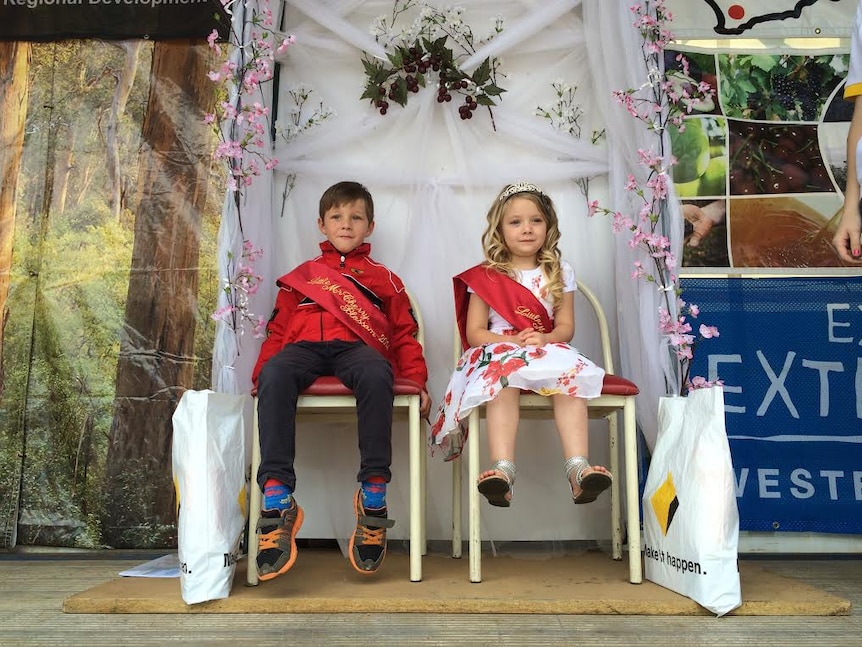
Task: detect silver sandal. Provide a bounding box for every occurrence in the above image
[477,459,517,508]
[565,456,612,505]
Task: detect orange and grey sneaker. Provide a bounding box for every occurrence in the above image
[256,499,304,581]
[348,489,395,575]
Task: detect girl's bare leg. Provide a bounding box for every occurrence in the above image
[478,387,520,500]
[552,394,611,499]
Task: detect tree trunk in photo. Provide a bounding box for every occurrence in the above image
[51,123,74,217]
[103,40,215,548]
[106,41,143,222]
[72,162,95,212]
[0,41,31,396]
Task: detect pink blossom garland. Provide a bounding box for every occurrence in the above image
[589,0,721,394]
[206,0,295,338]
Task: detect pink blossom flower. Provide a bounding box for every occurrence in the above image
[699,324,719,339]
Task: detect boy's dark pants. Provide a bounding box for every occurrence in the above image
[256,340,394,491]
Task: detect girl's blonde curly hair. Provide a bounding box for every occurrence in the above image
[481,183,565,310]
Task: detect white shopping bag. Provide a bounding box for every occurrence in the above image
[642,386,742,616]
[172,389,252,605]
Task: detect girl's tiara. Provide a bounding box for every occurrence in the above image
[499,181,545,201]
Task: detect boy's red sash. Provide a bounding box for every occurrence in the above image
[281,261,391,355]
[453,264,553,351]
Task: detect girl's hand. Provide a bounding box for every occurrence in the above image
[519,328,547,347]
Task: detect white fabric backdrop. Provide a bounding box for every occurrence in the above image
[212,0,673,549]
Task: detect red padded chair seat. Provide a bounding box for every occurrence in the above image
[300,375,424,396]
[600,374,640,396]
[516,374,639,398]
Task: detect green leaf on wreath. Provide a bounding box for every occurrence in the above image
[397,45,412,63]
[483,84,505,96]
[361,58,379,76]
[476,94,496,107]
[393,77,409,106]
[362,59,392,85]
[360,84,378,101]
[473,58,491,85]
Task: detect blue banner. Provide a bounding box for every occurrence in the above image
[681,275,862,534]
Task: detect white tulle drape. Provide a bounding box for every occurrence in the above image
[212,0,674,549]
[212,0,277,395]
[583,1,684,452]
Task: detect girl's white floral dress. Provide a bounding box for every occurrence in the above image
[430,261,606,459]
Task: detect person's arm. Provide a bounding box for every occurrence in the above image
[465,292,515,346]
[519,291,575,346]
[251,287,295,389]
[834,97,862,262]
[387,287,431,417]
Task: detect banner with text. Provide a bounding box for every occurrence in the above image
[0,0,230,41]
[682,275,862,534]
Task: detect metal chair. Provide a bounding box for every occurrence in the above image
[449,280,642,584]
[247,291,427,584]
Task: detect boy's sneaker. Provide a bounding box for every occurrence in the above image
[256,499,304,581]
[348,489,395,575]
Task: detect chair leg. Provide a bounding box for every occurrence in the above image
[608,414,622,561]
[420,417,427,557]
[467,409,482,583]
[451,454,462,559]
[408,397,422,582]
[246,403,262,586]
[623,397,643,584]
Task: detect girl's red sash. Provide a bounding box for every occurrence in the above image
[453,264,553,351]
[281,261,391,356]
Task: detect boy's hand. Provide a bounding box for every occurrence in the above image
[419,390,432,419]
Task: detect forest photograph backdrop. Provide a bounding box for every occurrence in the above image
[0,39,222,548]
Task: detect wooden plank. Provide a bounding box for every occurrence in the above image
[0,554,859,645]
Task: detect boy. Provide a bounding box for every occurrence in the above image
[251,181,431,581]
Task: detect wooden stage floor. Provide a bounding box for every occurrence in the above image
[1,548,861,646]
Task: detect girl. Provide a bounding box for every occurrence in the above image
[430,182,612,507]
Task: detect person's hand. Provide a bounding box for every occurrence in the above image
[419,390,432,419]
[832,207,862,262]
[682,200,726,247]
[518,328,548,347]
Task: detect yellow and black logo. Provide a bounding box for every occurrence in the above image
[650,472,680,536]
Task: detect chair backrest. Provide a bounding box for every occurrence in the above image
[451,279,615,374]
[406,288,425,351]
[574,279,615,374]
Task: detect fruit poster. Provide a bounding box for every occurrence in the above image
[668,49,855,268]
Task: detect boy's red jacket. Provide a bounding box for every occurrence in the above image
[251,241,428,389]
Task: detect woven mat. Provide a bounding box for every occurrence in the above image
[63,550,851,616]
